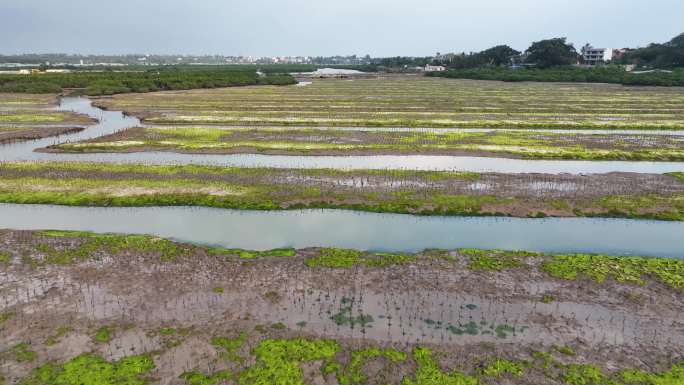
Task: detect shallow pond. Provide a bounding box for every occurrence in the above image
[1,97,683,174]
[0,204,682,257]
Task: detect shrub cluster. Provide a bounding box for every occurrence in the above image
[429,67,684,86]
[0,68,296,95]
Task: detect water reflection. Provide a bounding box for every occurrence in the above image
[0,204,681,257]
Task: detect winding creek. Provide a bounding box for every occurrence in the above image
[0,97,682,256]
[1,97,684,174]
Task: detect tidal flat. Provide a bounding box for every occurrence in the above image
[0,230,682,384]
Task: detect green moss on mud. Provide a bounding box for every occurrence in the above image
[20,353,154,385]
[212,332,248,362]
[305,248,417,269]
[37,230,183,263]
[541,253,684,290]
[11,342,36,362]
[238,338,340,385]
[337,348,407,385]
[460,248,538,271]
[402,347,478,385]
[0,250,10,264]
[180,370,232,385]
[208,247,296,259]
[93,327,113,344]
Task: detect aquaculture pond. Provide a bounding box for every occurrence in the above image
[0,204,682,258]
[2,97,684,173]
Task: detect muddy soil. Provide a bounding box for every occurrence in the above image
[1,164,682,200]
[0,230,682,384]
[0,127,85,144]
[43,126,684,159]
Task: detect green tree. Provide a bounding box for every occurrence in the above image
[479,45,521,66]
[525,38,578,68]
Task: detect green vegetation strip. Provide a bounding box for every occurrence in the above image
[0,69,295,95]
[1,162,683,221]
[55,126,684,161]
[6,231,684,291]
[429,67,684,87]
[19,354,154,385]
[96,76,684,130]
[15,338,683,385]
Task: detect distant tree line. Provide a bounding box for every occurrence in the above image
[428,33,684,86]
[616,33,684,68]
[0,68,296,95]
[428,66,684,86]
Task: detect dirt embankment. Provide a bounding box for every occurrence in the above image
[0,230,682,384]
[0,126,85,144]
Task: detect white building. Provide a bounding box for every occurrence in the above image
[424,64,446,72]
[581,44,613,65]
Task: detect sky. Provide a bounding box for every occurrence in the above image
[1,0,682,57]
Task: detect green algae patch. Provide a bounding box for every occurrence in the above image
[0,250,10,264]
[305,248,417,269]
[337,348,407,385]
[11,342,37,363]
[180,370,232,385]
[618,363,684,385]
[212,332,248,362]
[238,338,340,385]
[305,248,363,268]
[667,172,684,183]
[208,247,296,259]
[0,311,14,325]
[541,253,684,290]
[37,230,184,263]
[20,353,154,385]
[45,326,73,346]
[402,347,478,385]
[93,327,113,344]
[479,358,526,378]
[364,252,417,267]
[460,248,537,271]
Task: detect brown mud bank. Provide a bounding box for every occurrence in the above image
[0,126,85,144]
[1,162,683,220]
[40,125,684,161]
[0,230,682,384]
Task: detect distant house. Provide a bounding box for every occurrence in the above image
[581,44,613,65]
[424,64,446,72]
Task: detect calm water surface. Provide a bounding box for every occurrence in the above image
[0,204,681,258]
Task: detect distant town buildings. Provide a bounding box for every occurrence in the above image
[424,64,446,72]
[581,44,613,65]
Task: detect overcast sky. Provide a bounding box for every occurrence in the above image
[1,0,681,57]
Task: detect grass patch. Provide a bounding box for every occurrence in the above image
[0,311,14,325]
[541,253,684,290]
[305,248,417,269]
[19,353,154,385]
[93,326,113,344]
[37,230,184,263]
[179,370,232,385]
[305,248,363,268]
[208,247,296,259]
[337,348,407,385]
[402,347,478,385]
[479,358,525,377]
[212,332,248,362]
[45,326,72,346]
[461,248,537,271]
[11,342,36,362]
[238,338,340,385]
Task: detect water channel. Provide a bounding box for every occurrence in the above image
[0,97,682,257]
